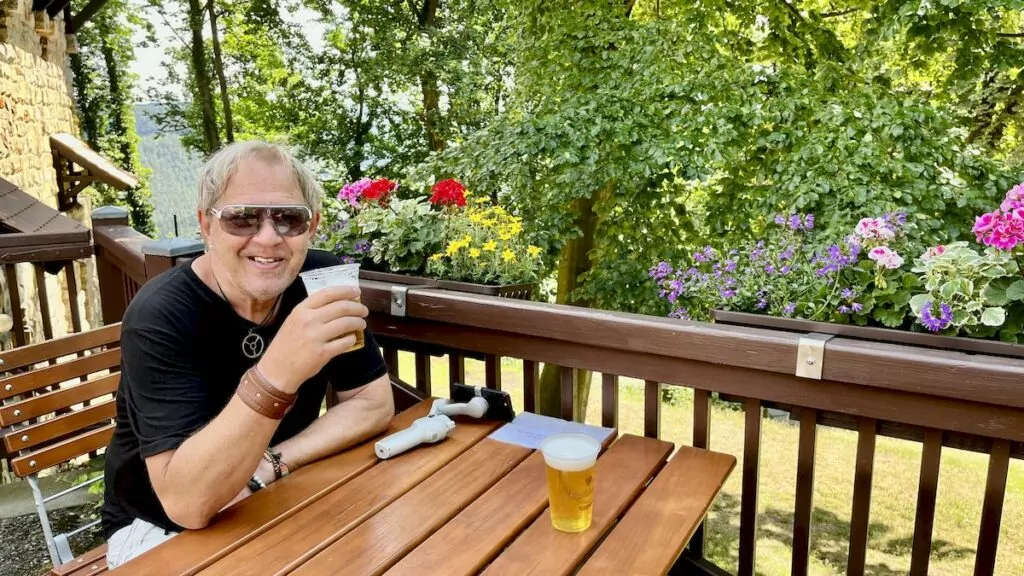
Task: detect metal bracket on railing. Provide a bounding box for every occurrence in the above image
[391,286,409,317]
[795,333,834,380]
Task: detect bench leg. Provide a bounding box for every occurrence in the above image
[27,474,62,567]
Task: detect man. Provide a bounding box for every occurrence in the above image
[101,140,394,568]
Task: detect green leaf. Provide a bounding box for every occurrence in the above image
[909,293,931,314]
[980,307,1007,327]
[938,281,957,301]
[983,278,1014,306]
[1007,280,1024,302]
[873,307,905,328]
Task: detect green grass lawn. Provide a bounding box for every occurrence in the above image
[397,352,1024,576]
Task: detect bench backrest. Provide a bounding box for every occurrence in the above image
[0,323,121,478]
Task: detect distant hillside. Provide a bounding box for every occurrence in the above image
[135,104,202,239]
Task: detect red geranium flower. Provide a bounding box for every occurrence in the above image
[429,179,467,207]
[363,178,396,205]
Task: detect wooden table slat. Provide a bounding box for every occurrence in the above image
[292,439,531,575]
[386,431,620,576]
[577,447,736,576]
[197,416,502,576]
[481,434,673,576]
[384,452,549,576]
[110,402,436,576]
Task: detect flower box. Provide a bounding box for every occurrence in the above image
[712,309,1024,360]
[359,269,534,300]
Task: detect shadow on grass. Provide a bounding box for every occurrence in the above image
[695,491,974,575]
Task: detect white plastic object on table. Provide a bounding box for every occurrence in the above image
[375,414,456,460]
[429,397,489,419]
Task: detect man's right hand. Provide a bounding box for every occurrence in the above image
[258,285,368,394]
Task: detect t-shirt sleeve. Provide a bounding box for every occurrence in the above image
[324,328,389,393]
[121,322,214,459]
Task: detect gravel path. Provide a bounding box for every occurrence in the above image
[0,504,105,576]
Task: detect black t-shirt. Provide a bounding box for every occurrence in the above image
[101,250,388,539]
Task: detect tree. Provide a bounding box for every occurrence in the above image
[70,0,156,236]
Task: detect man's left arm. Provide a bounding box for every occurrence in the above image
[261,373,394,477]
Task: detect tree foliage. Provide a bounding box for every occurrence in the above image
[70,0,156,235]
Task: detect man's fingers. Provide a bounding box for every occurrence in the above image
[323,334,359,358]
[303,285,361,308]
[320,317,367,342]
[310,299,368,323]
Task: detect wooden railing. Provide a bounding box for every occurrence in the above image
[92,213,1024,576]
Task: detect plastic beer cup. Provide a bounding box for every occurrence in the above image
[299,263,365,352]
[540,433,600,533]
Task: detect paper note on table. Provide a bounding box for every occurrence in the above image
[489,411,615,450]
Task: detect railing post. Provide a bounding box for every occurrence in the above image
[91,206,130,325]
[142,238,206,280]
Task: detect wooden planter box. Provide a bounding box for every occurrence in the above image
[359,269,534,300]
[712,309,1024,360]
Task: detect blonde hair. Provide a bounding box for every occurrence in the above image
[196,140,323,213]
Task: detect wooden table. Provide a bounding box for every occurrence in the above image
[111,401,735,576]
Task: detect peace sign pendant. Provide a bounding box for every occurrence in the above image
[242,331,265,359]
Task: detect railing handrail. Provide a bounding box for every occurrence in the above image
[92,222,148,285]
[359,282,1024,410]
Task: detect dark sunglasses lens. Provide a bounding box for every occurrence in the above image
[218,207,261,236]
[269,207,311,237]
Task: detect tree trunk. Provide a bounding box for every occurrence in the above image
[416,0,445,152]
[207,0,235,143]
[537,190,605,420]
[187,0,221,153]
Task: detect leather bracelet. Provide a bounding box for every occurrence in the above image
[236,367,296,420]
[247,475,266,493]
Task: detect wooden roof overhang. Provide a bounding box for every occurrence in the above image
[50,133,138,212]
[0,177,92,265]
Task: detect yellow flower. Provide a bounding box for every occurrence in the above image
[446,242,463,256]
[483,240,497,252]
[502,249,516,262]
[527,245,542,257]
[469,248,481,258]
[429,253,443,262]
[498,227,513,241]
[460,234,472,244]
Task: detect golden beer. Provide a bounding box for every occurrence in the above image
[541,434,600,533]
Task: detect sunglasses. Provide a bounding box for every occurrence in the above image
[208,204,313,237]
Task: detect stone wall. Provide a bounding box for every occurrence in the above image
[0,0,101,348]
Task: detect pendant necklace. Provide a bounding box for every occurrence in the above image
[213,274,282,360]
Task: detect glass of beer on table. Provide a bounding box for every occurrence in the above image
[540,433,600,533]
[299,263,365,352]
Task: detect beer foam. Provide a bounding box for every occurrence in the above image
[540,434,600,471]
[300,263,360,295]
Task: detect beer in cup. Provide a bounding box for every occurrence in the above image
[299,263,365,352]
[540,433,600,533]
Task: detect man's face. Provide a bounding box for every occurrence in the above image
[199,156,320,303]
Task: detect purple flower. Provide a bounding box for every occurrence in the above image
[775,215,786,226]
[765,264,776,274]
[804,214,815,229]
[723,259,737,272]
[841,288,855,300]
[341,255,357,264]
[783,303,796,316]
[919,301,953,332]
[719,288,737,299]
[649,261,674,280]
[838,305,851,314]
[779,246,795,261]
[669,307,690,320]
[780,265,792,275]
[354,239,372,254]
[789,214,802,230]
[756,298,768,309]
[852,302,863,312]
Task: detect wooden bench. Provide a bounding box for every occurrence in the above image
[0,323,122,575]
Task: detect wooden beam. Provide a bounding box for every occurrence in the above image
[71,0,111,33]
